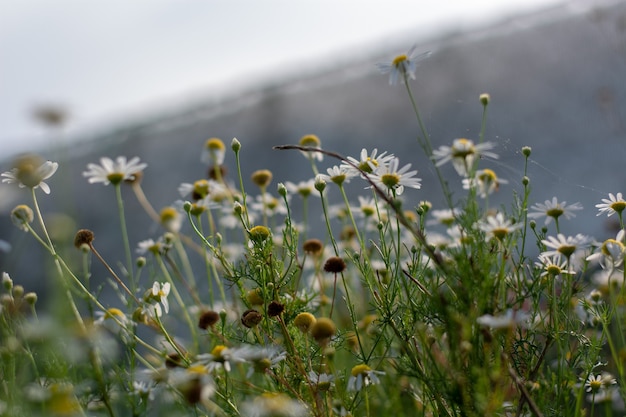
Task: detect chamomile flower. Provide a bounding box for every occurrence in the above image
[239,345,287,377]
[240,393,307,417]
[462,168,507,198]
[178,179,224,201]
[201,138,226,166]
[1,154,58,194]
[586,230,626,269]
[528,197,583,225]
[377,46,430,85]
[83,156,147,186]
[196,345,247,373]
[341,148,395,176]
[308,371,334,391]
[541,233,591,260]
[299,134,323,162]
[427,208,461,227]
[584,373,616,394]
[284,179,318,199]
[476,309,529,330]
[432,138,498,177]
[370,157,421,195]
[136,239,165,256]
[535,254,577,278]
[347,364,385,391]
[596,192,626,218]
[353,195,380,218]
[319,165,357,186]
[477,212,521,242]
[250,192,288,217]
[94,307,129,327]
[148,282,171,317]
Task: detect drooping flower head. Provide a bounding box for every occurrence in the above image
[1,154,58,194]
[83,156,147,186]
[377,46,430,85]
[462,168,507,198]
[433,138,498,177]
[299,134,323,162]
[347,364,385,391]
[586,229,626,269]
[201,137,226,166]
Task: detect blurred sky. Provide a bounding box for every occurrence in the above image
[0,0,568,158]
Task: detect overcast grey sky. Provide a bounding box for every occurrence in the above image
[1,0,569,158]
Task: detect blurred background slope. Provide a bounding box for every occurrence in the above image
[1,0,625,298]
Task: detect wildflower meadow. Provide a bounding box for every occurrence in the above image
[2,47,626,417]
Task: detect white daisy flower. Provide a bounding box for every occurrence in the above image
[149,282,171,317]
[240,393,307,417]
[586,230,626,269]
[535,254,577,278]
[284,179,318,199]
[370,157,421,195]
[477,212,521,241]
[299,134,323,162]
[541,233,591,260]
[1,155,58,194]
[377,46,430,85]
[201,138,226,166]
[427,208,461,227]
[347,364,385,391]
[596,192,626,218]
[319,165,357,186]
[341,148,395,177]
[83,156,147,186]
[308,371,334,391]
[432,138,498,177]
[462,168,507,198]
[195,345,247,373]
[528,197,583,225]
[476,309,529,330]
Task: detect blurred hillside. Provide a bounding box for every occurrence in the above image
[1,1,626,297]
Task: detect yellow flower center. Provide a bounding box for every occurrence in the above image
[611,201,626,213]
[193,180,210,199]
[546,207,564,218]
[351,364,372,376]
[557,245,577,258]
[451,138,475,158]
[105,308,125,319]
[187,364,208,374]
[381,173,400,188]
[298,187,312,198]
[299,134,321,147]
[392,54,408,67]
[546,264,562,275]
[205,138,225,151]
[601,239,624,256]
[331,174,346,185]
[160,207,178,223]
[588,378,602,392]
[478,169,497,183]
[362,206,375,217]
[491,228,508,240]
[107,172,125,185]
[211,345,228,360]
